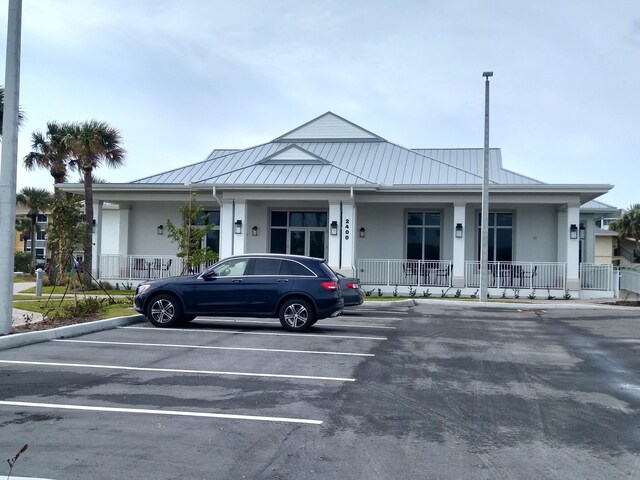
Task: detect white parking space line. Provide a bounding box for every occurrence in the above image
[121,326,387,341]
[52,339,375,357]
[194,318,396,330]
[0,401,322,425]
[0,360,355,382]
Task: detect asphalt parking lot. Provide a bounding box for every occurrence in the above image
[1,302,640,479]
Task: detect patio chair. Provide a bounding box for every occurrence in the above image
[403,261,420,281]
[161,259,172,277]
[433,264,451,286]
[520,265,537,288]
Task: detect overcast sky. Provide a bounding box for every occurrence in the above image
[1,0,638,208]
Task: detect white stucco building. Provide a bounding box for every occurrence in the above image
[59,112,619,297]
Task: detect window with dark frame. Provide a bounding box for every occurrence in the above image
[477,212,513,261]
[406,212,441,260]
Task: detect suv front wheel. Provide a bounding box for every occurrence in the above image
[147,294,183,328]
[279,298,315,332]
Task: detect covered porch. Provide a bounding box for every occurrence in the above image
[356,259,615,297]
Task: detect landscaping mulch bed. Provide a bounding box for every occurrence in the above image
[604,300,640,307]
[12,316,99,333]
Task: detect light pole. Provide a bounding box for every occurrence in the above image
[479,71,493,302]
[0,0,23,335]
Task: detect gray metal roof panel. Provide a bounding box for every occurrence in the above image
[134,142,511,188]
[413,148,543,185]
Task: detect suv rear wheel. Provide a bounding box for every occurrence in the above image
[279,298,315,332]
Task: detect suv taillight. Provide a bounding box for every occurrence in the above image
[346,282,358,289]
[320,281,338,290]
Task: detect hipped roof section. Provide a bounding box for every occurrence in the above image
[129,111,612,205]
[133,112,486,187]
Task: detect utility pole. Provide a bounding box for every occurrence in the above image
[0,0,23,335]
[479,71,493,302]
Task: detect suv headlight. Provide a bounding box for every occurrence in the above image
[137,284,151,295]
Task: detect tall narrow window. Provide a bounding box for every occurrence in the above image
[196,210,220,255]
[477,212,513,261]
[406,212,441,260]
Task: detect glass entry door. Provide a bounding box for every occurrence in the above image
[289,229,326,258]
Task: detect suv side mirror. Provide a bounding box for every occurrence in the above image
[202,270,217,280]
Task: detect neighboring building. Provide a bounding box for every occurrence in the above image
[593,210,640,267]
[14,206,50,265]
[59,112,618,297]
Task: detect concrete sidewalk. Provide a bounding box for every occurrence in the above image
[12,281,44,327]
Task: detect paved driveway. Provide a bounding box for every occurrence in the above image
[1,303,639,479]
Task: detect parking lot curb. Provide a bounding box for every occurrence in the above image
[363,298,630,310]
[363,299,416,308]
[0,314,145,351]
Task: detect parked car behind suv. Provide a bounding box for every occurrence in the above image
[134,254,344,332]
[335,272,364,307]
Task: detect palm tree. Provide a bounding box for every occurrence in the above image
[23,121,75,184]
[65,120,125,285]
[16,187,53,271]
[0,85,25,135]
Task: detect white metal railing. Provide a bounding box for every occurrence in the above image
[356,259,452,287]
[579,263,613,291]
[98,255,217,281]
[620,268,640,294]
[464,261,567,290]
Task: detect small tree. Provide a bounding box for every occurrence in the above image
[46,191,85,285]
[166,193,217,273]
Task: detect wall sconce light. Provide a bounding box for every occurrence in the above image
[252,225,258,236]
[579,223,586,240]
[455,223,463,238]
[569,224,578,239]
[330,221,338,236]
[235,220,243,234]
[359,227,366,238]
[157,225,164,236]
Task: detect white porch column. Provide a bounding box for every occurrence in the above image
[92,201,103,277]
[452,202,466,287]
[566,204,580,290]
[219,200,234,259]
[233,201,247,255]
[341,202,356,273]
[328,202,341,269]
[117,207,130,256]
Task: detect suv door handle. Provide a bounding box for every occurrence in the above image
[232,279,243,283]
[277,279,289,283]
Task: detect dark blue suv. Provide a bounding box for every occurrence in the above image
[134,254,344,331]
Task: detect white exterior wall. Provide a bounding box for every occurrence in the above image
[356,204,406,260]
[101,208,121,255]
[128,202,184,255]
[245,202,268,253]
[515,205,557,261]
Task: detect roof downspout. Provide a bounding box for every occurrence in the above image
[212,186,222,206]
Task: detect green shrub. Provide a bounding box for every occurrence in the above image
[14,251,31,273]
